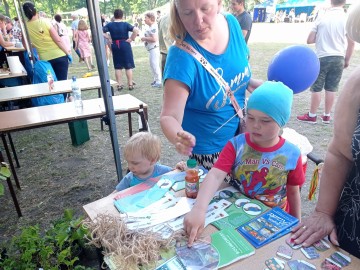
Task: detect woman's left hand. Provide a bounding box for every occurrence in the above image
[291,210,338,247]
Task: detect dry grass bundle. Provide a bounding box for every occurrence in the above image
[83,214,183,269]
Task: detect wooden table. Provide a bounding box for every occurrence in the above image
[1,94,148,217]
[83,184,360,270]
[4,46,26,53]
[0,71,27,81]
[0,76,117,102]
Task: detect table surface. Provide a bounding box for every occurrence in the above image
[0,94,147,133]
[83,182,360,270]
[0,71,27,80]
[4,46,26,52]
[0,76,117,102]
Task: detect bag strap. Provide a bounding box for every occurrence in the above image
[175,40,243,119]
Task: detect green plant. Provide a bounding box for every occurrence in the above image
[0,162,11,196]
[0,209,93,270]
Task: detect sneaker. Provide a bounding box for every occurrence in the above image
[320,115,331,124]
[297,113,317,124]
[91,64,95,69]
[152,82,162,88]
[150,81,156,86]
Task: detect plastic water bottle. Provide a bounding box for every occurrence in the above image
[185,159,200,199]
[47,70,55,91]
[71,76,83,113]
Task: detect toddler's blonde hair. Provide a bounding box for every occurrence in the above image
[123,132,161,162]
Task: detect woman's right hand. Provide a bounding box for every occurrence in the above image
[184,207,206,246]
[175,130,196,156]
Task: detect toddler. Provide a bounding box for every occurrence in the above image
[184,81,305,245]
[115,132,184,191]
[75,19,95,71]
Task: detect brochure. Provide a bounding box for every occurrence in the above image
[176,228,255,269]
[237,206,299,249]
[114,175,176,213]
[211,187,269,230]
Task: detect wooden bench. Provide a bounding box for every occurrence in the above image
[0,94,148,217]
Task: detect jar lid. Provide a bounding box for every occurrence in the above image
[187,159,197,168]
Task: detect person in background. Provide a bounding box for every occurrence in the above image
[141,12,162,88]
[101,14,111,67]
[0,14,17,68]
[291,2,360,259]
[114,132,185,191]
[103,8,138,91]
[22,2,71,81]
[289,8,295,23]
[71,13,82,62]
[158,13,173,75]
[74,19,94,71]
[297,0,355,124]
[230,0,252,43]
[156,10,162,23]
[53,14,71,55]
[184,81,305,245]
[160,0,262,173]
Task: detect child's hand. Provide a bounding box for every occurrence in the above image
[175,161,186,171]
[183,207,206,247]
[175,131,196,156]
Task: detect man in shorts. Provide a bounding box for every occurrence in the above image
[297,0,354,124]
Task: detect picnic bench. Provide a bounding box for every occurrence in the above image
[0,94,148,217]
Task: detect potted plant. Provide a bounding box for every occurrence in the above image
[0,209,93,270]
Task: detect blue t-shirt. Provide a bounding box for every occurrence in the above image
[115,163,173,191]
[164,13,251,155]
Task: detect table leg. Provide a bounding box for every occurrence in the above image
[128,113,132,137]
[8,133,20,168]
[0,150,22,217]
[138,104,148,132]
[1,134,21,189]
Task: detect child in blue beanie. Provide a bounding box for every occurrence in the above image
[184,81,305,246]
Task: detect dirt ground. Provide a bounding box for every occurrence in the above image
[0,22,359,268]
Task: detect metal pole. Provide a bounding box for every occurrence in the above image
[86,0,123,180]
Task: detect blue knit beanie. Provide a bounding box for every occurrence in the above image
[247,81,293,127]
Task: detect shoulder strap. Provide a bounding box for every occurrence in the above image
[175,40,243,119]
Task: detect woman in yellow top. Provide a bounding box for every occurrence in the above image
[22,2,72,83]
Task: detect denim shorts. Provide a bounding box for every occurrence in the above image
[311,56,344,92]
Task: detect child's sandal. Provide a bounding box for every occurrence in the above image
[117,85,124,91]
[128,85,134,91]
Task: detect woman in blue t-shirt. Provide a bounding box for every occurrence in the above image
[160,0,262,173]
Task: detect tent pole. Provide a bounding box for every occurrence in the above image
[85,0,123,181]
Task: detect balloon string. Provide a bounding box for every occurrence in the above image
[213,112,238,134]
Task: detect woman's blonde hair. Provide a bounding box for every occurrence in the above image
[78,19,89,31]
[123,132,161,162]
[169,0,187,41]
[346,2,360,43]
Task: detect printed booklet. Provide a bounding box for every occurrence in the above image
[237,206,299,248]
[176,228,255,269]
[211,187,269,230]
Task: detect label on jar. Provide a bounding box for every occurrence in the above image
[185,181,199,198]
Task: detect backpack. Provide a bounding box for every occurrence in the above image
[31,49,64,106]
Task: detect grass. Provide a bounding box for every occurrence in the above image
[0,28,359,258]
